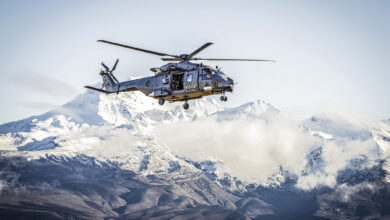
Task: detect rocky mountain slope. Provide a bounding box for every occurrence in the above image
[0,90,389,219]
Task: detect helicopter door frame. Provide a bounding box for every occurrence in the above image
[197,69,200,89]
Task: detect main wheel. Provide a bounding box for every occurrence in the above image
[220,96,225,101]
[183,102,189,110]
[224,96,228,102]
[158,99,165,105]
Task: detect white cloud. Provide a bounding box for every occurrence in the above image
[154,112,382,189]
[154,116,318,181]
[321,182,377,203]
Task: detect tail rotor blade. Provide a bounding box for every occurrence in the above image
[112,59,119,71]
[110,73,119,83]
[101,62,109,71]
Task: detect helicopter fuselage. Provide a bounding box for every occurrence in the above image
[104,61,234,102]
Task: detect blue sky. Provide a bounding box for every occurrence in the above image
[0,0,389,123]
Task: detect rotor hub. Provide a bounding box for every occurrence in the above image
[178,54,189,60]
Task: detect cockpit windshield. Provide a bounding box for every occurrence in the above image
[203,68,218,74]
[201,68,220,80]
[202,68,212,79]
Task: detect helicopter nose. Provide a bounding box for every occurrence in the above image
[226,84,234,92]
[226,77,234,92]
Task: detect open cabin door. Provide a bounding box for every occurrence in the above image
[170,72,184,91]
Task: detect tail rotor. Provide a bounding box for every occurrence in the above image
[100,59,120,89]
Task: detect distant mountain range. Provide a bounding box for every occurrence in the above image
[0,91,389,219]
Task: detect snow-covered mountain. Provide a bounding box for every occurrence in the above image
[0,91,389,219]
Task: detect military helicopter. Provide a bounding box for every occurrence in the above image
[85,40,274,109]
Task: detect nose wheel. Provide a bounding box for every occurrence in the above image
[183,101,189,110]
[220,95,228,102]
[158,98,165,105]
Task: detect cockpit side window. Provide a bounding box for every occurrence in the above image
[202,68,212,80]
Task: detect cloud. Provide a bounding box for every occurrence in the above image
[321,182,377,203]
[154,112,382,189]
[154,116,318,182]
[7,73,77,97]
[295,138,378,190]
[54,125,143,156]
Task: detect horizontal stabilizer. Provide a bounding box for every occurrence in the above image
[84,86,111,94]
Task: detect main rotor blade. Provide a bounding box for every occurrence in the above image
[112,59,119,71]
[98,40,178,57]
[161,57,184,61]
[188,42,213,59]
[191,58,276,62]
[101,62,109,71]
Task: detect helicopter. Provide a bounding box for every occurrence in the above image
[85,40,274,109]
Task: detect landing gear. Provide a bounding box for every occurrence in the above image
[183,102,189,110]
[158,98,165,105]
[220,95,228,102]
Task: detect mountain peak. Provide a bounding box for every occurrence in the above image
[214,99,280,120]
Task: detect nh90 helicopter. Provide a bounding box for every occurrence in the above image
[85,40,274,109]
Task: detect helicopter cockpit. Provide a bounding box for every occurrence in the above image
[201,67,220,79]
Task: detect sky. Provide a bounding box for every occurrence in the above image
[0,0,389,124]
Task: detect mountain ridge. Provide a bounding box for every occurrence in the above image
[0,90,389,219]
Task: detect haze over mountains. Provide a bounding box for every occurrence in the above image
[0,91,389,219]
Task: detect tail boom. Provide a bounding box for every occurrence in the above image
[84,84,139,94]
[84,86,111,94]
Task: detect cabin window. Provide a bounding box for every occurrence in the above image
[187,73,193,82]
